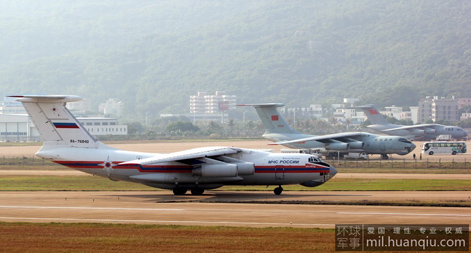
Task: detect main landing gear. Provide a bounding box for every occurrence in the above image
[191,188,205,195]
[172,188,205,195]
[274,185,283,195]
[173,188,187,195]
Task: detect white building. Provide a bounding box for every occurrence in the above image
[460,112,471,121]
[68,99,93,115]
[189,91,236,122]
[78,117,127,136]
[0,114,38,142]
[0,115,127,142]
[99,98,124,117]
[381,106,403,119]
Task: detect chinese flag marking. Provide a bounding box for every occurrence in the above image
[368,109,379,115]
[271,115,279,121]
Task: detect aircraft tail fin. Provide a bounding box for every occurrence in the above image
[353,104,389,125]
[238,103,300,134]
[11,95,105,150]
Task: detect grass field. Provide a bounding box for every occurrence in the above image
[0,222,335,252]
[1,175,471,192]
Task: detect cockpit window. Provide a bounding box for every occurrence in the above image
[308,156,322,163]
[398,138,411,143]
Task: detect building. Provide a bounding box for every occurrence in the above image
[0,114,37,142]
[418,96,459,123]
[431,97,459,122]
[343,98,360,106]
[99,98,124,117]
[0,96,27,114]
[418,97,433,123]
[189,91,236,122]
[78,117,127,136]
[409,106,418,124]
[460,112,471,121]
[68,99,93,115]
[0,115,128,142]
[382,106,403,119]
[458,98,471,109]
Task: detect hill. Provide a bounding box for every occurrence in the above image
[1,0,470,119]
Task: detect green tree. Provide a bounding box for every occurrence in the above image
[165,122,199,134]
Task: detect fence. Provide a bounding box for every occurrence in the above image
[0,155,55,166]
[329,157,471,169]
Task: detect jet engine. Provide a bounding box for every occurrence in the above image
[193,164,238,177]
[348,142,364,149]
[424,128,436,134]
[215,156,255,175]
[192,157,255,177]
[325,143,349,150]
[410,129,425,136]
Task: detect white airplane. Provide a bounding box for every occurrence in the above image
[239,103,416,159]
[355,104,468,140]
[12,95,337,195]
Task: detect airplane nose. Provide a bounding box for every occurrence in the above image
[330,167,338,178]
[410,142,416,151]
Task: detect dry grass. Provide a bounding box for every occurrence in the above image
[0,223,334,252]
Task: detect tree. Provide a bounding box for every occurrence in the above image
[165,122,199,134]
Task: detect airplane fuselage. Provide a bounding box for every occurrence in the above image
[263,132,415,155]
[368,124,468,140]
[37,145,336,190]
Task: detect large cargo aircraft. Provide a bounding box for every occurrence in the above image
[354,104,467,140]
[12,95,337,195]
[240,103,416,159]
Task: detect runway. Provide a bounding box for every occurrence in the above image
[1,191,470,228]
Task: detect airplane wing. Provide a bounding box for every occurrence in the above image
[269,132,372,145]
[120,147,242,165]
[382,124,441,132]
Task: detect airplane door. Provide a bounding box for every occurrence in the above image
[381,142,386,151]
[275,166,284,180]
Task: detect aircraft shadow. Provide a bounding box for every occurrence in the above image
[111,191,371,204]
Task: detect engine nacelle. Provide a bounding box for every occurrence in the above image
[424,128,436,134]
[193,164,238,177]
[325,143,349,150]
[410,129,425,136]
[215,156,255,175]
[235,162,255,175]
[348,142,364,149]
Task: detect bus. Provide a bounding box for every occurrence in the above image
[421,141,467,155]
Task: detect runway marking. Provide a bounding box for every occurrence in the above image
[338,212,471,217]
[0,216,333,227]
[0,205,183,211]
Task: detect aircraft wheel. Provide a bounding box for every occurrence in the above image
[274,186,283,195]
[191,188,205,195]
[452,151,457,155]
[173,188,187,195]
[429,151,434,155]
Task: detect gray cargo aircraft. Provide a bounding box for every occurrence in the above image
[354,104,467,140]
[239,103,416,158]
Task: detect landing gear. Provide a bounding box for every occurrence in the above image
[381,154,389,159]
[274,186,283,195]
[173,188,187,195]
[191,188,205,195]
